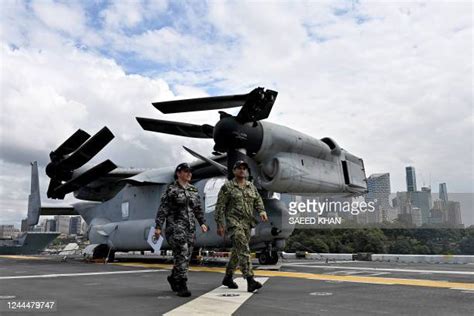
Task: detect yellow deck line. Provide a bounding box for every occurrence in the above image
[112,262,474,291]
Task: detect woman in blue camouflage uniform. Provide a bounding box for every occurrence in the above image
[154,163,207,297]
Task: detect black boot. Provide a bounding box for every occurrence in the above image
[176,279,191,297]
[247,276,262,292]
[222,274,238,289]
[167,275,178,292]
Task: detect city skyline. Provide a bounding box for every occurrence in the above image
[364,165,471,227]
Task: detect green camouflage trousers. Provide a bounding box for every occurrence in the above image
[166,228,194,281]
[225,225,253,278]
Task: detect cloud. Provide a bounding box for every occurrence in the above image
[202,1,473,193]
[0,41,216,226]
[31,0,86,36]
[0,1,472,228]
[100,0,168,30]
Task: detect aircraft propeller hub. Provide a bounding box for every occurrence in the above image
[213,117,249,152]
[45,162,72,181]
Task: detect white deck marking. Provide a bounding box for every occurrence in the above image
[282,264,474,275]
[164,277,269,316]
[365,272,391,277]
[0,269,166,280]
[286,260,355,265]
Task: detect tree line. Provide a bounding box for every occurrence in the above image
[285,226,474,255]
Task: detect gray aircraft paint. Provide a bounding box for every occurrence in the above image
[28,121,366,255]
[30,89,367,259]
[83,177,293,252]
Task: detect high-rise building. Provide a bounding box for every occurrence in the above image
[44,219,57,232]
[69,216,82,235]
[55,216,71,234]
[394,188,432,225]
[54,216,82,235]
[411,207,422,227]
[439,183,448,203]
[80,220,88,236]
[430,200,447,224]
[415,187,433,224]
[406,166,417,192]
[446,201,463,227]
[366,173,391,223]
[21,218,29,232]
[0,225,15,238]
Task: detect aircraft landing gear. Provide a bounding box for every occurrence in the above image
[106,250,115,263]
[92,244,109,259]
[258,250,279,265]
[191,248,204,264]
[84,244,115,262]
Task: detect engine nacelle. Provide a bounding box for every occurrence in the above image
[254,121,335,162]
[258,152,366,195]
[258,153,343,193]
[254,121,367,195]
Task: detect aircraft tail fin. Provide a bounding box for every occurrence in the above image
[27,161,41,226]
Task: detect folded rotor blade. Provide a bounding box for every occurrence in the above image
[152,94,248,114]
[57,127,114,171]
[52,160,117,199]
[47,178,63,199]
[136,117,214,138]
[52,129,90,157]
[236,88,278,123]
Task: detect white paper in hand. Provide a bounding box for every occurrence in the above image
[147,226,163,253]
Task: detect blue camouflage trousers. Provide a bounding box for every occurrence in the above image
[166,228,194,281]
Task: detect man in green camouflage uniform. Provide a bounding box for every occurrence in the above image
[155,163,207,297]
[215,160,268,292]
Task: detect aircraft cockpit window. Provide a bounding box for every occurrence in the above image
[204,178,226,213]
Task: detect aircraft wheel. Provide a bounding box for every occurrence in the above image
[270,251,279,264]
[92,244,109,259]
[258,251,279,265]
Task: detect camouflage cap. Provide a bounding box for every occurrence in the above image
[233,160,249,170]
[175,163,192,173]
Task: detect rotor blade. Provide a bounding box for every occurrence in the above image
[236,88,278,123]
[52,160,117,199]
[47,179,62,199]
[183,146,228,176]
[57,127,114,171]
[52,129,90,157]
[152,94,248,114]
[136,117,214,138]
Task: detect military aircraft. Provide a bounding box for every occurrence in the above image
[27,87,367,264]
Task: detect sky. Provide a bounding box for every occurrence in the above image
[0,0,472,227]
